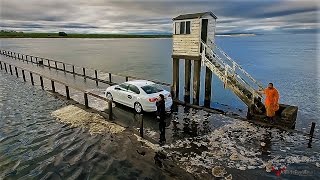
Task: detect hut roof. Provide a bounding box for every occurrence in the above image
[173,12,217,20]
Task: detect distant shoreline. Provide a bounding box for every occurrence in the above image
[0,32,257,38]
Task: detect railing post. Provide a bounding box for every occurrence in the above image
[14,52,16,59]
[30,56,33,63]
[55,61,57,69]
[232,62,236,76]
[15,67,19,77]
[310,122,316,137]
[26,55,28,64]
[30,72,34,85]
[109,73,112,83]
[0,61,2,70]
[51,80,55,92]
[22,70,26,82]
[63,63,66,72]
[84,93,89,108]
[83,68,86,78]
[4,63,7,72]
[48,60,51,69]
[140,117,144,138]
[72,65,75,74]
[40,76,44,90]
[125,76,129,82]
[108,100,113,120]
[95,70,98,86]
[65,86,70,100]
[9,65,13,75]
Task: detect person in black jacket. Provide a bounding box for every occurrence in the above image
[156,94,166,145]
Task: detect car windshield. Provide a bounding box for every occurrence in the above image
[141,84,163,94]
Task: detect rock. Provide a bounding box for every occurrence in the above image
[265,162,273,172]
[225,174,232,180]
[230,153,240,161]
[212,166,227,177]
[261,142,266,147]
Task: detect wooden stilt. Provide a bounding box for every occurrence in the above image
[172,58,179,99]
[193,60,201,105]
[184,60,191,103]
[204,67,212,107]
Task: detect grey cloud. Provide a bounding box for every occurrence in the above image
[0,0,318,34]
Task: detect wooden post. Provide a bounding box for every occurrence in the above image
[48,60,51,69]
[40,76,44,90]
[193,60,201,105]
[22,70,26,82]
[9,65,13,75]
[15,67,18,77]
[14,52,16,59]
[204,67,212,107]
[95,70,98,86]
[172,58,179,99]
[51,80,55,92]
[65,86,70,100]
[63,63,66,72]
[26,55,28,63]
[310,122,316,137]
[108,100,113,120]
[30,72,34,85]
[109,73,112,83]
[125,76,129,82]
[4,63,7,72]
[84,93,89,108]
[55,61,57,69]
[83,68,86,78]
[0,61,2,70]
[184,60,191,103]
[140,117,144,138]
[72,65,75,74]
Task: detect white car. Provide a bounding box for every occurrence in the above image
[104,80,173,113]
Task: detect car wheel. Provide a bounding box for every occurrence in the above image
[134,102,143,114]
[106,93,113,101]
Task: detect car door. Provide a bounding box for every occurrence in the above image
[116,83,129,105]
[122,84,140,108]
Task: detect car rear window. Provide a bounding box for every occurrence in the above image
[141,84,163,94]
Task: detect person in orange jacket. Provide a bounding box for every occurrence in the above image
[258,83,280,124]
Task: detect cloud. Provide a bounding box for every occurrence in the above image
[0,0,318,34]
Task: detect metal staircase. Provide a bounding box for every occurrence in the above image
[201,40,264,107]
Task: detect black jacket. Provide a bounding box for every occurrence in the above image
[156,100,166,120]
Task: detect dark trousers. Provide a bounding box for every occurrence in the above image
[159,120,166,142]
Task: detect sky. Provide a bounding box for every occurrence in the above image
[0,0,319,34]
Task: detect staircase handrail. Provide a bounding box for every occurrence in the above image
[207,39,264,90]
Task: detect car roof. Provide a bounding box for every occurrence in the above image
[124,80,155,87]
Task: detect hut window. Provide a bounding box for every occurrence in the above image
[186,21,190,34]
[175,21,191,35]
[180,21,185,34]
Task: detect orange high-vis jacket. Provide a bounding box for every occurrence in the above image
[263,87,279,106]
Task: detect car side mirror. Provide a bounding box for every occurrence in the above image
[115,87,120,90]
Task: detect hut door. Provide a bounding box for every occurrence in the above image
[200,19,208,53]
[201,19,208,43]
